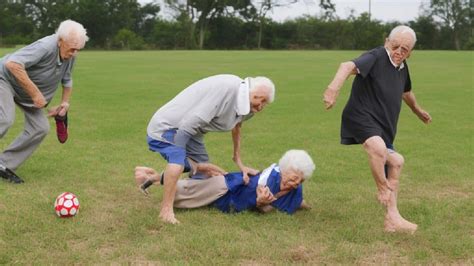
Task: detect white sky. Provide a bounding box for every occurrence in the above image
[272,0,430,22]
[140,0,431,23]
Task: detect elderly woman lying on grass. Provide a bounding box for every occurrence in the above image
[135,150,315,214]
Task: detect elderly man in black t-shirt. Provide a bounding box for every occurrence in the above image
[323,25,432,234]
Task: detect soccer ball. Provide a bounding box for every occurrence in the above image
[54,192,80,218]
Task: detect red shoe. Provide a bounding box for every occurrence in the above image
[55,113,68,144]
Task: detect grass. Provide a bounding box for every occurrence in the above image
[0,49,473,264]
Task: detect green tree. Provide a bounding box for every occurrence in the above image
[165,0,252,49]
[0,0,35,45]
[112,28,145,50]
[430,0,470,50]
[409,16,439,49]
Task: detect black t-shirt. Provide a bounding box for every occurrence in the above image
[341,46,411,145]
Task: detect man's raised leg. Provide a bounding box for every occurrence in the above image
[384,151,417,233]
[159,163,184,224]
[363,136,392,206]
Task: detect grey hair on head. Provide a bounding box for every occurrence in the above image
[388,25,417,48]
[249,76,275,103]
[278,150,316,180]
[56,20,89,48]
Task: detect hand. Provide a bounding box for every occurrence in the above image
[256,186,276,207]
[240,166,259,185]
[196,162,227,177]
[33,94,47,109]
[416,109,432,124]
[323,86,339,110]
[48,102,70,117]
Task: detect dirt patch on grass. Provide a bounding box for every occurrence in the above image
[238,259,272,266]
[356,241,409,265]
[409,184,472,201]
[287,244,327,263]
[433,187,471,200]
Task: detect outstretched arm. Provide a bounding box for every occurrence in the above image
[188,159,227,177]
[232,123,258,184]
[323,61,357,110]
[403,91,432,124]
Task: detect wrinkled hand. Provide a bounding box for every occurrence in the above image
[323,87,339,110]
[196,162,227,177]
[241,166,259,185]
[33,94,47,109]
[416,109,432,124]
[256,186,276,207]
[48,102,70,117]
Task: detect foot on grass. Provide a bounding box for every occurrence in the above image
[384,213,417,234]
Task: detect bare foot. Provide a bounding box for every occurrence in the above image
[159,210,180,224]
[384,213,418,234]
[134,166,150,186]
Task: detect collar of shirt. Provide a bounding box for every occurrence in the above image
[385,48,404,70]
[57,51,62,66]
[257,163,278,187]
[235,78,251,116]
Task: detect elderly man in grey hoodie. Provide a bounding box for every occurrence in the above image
[143,74,275,224]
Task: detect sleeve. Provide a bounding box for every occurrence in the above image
[7,42,49,69]
[61,57,75,88]
[352,49,378,79]
[403,63,412,92]
[272,185,303,215]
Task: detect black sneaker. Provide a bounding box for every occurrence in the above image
[0,167,24,184]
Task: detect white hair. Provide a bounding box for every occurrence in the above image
[56,20,89,48]
[388,25,417,48]
[249,76,275,103]
[278,150,315,180]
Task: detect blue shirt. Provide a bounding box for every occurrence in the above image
[213,167,303,214]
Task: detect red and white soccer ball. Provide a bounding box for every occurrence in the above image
[54,192,80,218]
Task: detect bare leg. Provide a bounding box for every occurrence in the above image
[159,163,184,224]
[363,136,392,206]
[384,152,417,233]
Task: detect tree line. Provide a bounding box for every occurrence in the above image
[0,0,472,50]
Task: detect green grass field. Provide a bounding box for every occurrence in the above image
[0,49,472,264]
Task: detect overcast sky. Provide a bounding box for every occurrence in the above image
[141,0,431,22]
[271,0,430,22]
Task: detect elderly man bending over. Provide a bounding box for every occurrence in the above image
[323,25,432,233]
[143,74,275,223]
[0,20,88,183]
[135,150,315,214]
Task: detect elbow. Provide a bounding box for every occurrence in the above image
[5,61,24,74]
[340,61,356,73]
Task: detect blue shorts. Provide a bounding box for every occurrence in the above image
[147,129,209,173]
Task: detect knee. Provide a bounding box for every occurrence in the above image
[33,122,50,139]
[390,153,405,169]
[0,117,14,138]
[364,137,387,160]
